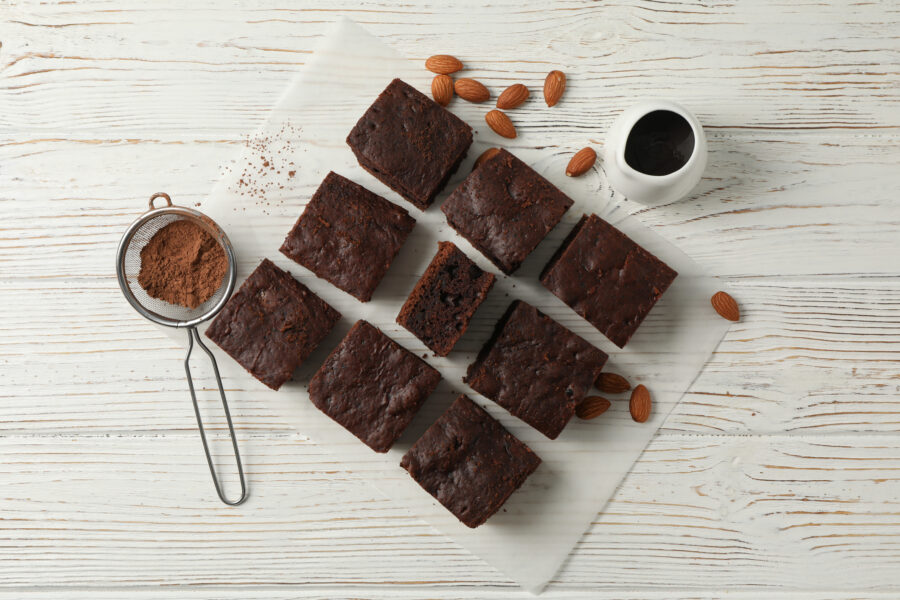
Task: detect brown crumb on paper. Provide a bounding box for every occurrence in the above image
[228,121,303,215]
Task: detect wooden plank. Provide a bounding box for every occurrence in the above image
[1,133,898,280]
[2,1,898,135]
[0,590,898,600]
[670,277,900,434]
[1,432,900,592]
[0,257,896,436]
[1,134,896,438]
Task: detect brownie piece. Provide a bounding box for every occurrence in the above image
[400,395,541,528]
[309,320,441,453]
[280,172,416,302]
[396,242,495,356]
[346,78,473,210]
[465,300,607,439]
[540,214,678,348]
[441,149,573,274]
[206,258,341,390]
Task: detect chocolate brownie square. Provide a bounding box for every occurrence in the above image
[441,149,573,274]
[206,258,341,390]
[347,78,473,210]
[465,300,607,439]
[540,214,678,348]
[400,395,541,528]
[396,241,495,356]
[309,320,441,453]
[280,172,416,302]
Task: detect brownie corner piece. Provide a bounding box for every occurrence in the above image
[396,241,496,356]
[205,258,341,390]
[441,149,573,274]
[279,171,415,302]
[309,320,441,452]
[400,395,541,528]
[540,213,678,348]
[346,78,473,210]
[465,300,607,439]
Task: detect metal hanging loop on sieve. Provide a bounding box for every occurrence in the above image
[148,192,173,210]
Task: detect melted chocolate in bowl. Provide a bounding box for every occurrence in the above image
[624,110,695,176]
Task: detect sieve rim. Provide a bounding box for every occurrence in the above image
[115,196,237,329]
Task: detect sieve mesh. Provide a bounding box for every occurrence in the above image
[117,200,236,328]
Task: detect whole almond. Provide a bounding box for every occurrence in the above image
[455,78,490,103]
[566,147,596,177]
[629,385,652,423]
[496,83,529,109]
[485,110,516,138]
[576,396,611,420]
[431,74,453,106]
[711,291,740,321]
[543,70,566,107]
[425,54,463,75]
[596,372,631,394]
[473,147,501,171]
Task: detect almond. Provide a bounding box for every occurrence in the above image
[566,147,596,177]
[431,74,453,106]
[473,147,501,171]
[455,78,490,103]
[425,54,463,75]
[711,291,740,321]
[543,70,566,107]
[596,372,631,394]
[576,396,611,420]
[629,385,651,423]
[496,83,529,109]
[485,110,516,138]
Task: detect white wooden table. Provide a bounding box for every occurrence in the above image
[2,1,899,598]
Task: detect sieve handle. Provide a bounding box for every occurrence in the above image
[184,327,248,506]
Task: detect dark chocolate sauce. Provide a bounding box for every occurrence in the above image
[624,110,695,176]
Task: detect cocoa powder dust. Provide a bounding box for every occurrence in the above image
[138,219,227,309]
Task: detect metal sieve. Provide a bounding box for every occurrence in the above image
[116,192,247,505]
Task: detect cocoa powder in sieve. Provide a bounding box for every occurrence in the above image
[138,219,227,309]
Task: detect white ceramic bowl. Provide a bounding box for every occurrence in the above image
[604,100,707,206]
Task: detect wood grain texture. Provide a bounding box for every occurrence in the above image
[1,0,898,598]
[2,433,900,596]
[4,593,900,600]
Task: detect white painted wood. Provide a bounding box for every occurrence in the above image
[1,0,898,598]
[3,593,899,600]
[2,432,900,597]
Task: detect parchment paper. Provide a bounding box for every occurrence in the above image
[194,18,730,593]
